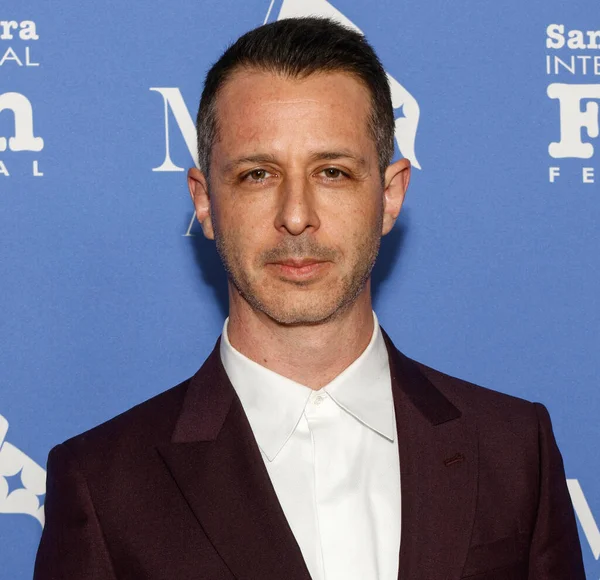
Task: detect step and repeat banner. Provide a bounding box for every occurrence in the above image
[2,0,599,577]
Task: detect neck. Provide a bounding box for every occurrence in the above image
[226,283,375,390]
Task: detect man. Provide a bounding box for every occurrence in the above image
[35,17,585,580]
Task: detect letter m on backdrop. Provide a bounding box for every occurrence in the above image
[150,0,422,174]
[150,88,199,171]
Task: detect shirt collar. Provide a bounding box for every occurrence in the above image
[220,312,394,462]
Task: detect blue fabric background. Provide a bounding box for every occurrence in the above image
[2,0,599,576]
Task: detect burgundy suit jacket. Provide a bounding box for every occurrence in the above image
[34,332,585,579]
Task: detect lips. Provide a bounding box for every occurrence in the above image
[273,259,323,268]
[268,258,330,280]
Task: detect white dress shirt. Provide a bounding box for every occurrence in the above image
[220,313,401,580]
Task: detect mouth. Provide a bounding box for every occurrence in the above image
[267,258,331,280]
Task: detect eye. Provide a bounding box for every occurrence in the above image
[321,167,347,180]
[244,168,272,182]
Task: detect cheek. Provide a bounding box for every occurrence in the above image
[216,200,274,259]
[330,199,381,244]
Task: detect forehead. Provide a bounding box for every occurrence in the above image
[211,68,374,161]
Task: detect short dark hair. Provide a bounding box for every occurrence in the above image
[196,17,395,177]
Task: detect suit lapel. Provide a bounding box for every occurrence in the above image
[157,332,477,580]
[383,332,478,580]
[157,342,311,580]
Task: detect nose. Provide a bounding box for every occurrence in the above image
[274,173,320,236]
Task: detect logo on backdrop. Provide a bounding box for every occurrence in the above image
[150,0,421,236]
[0,20,38,66]
[546,24,600,184]
[0,414,46,527]
[568,479,600,563]
[0,19,44,178]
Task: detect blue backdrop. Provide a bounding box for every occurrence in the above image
[2,0,599,577]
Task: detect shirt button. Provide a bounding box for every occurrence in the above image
[313,394,325,406]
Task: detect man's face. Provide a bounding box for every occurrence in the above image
[190,68,408,325]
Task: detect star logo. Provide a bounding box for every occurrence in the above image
[0,414,46,527]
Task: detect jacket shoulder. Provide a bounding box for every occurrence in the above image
[409,358,548,468]
[59,376,192,463]
[413,358,541,424]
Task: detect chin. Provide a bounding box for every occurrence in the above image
[253,291,352,326]
[233,267,367,325]
[266,310,334,326]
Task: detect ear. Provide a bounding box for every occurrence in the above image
[187,167,214,240]
[381,158,410,236]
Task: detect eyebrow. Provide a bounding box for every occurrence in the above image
[223,150,368,174]
[308,150,367,168]
[223,154,278,174]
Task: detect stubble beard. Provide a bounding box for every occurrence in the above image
[214,216,383,326]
